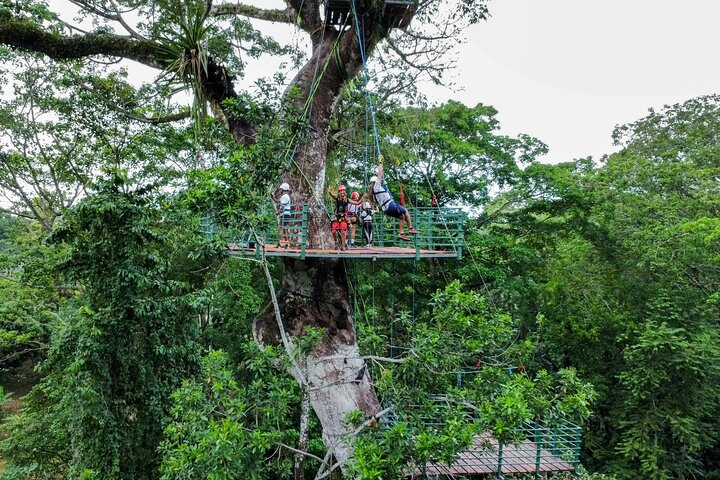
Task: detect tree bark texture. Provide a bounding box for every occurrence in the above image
[252,21,384,470]
[294,388,311,480]
[254,256,380,468]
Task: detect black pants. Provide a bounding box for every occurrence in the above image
[362,221,373,245]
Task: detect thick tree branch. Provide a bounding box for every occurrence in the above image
[287,0,322,35]
[123,109,191,125]
[0,18,163,70]
[8,16,258,145]
[211,3,295,23]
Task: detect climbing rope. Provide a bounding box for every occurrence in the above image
[350,0,383,159]
[395,109,497,307]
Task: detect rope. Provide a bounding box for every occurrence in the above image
[350,0,382,159]
[389,259,396,358]
[371,258,376,326]
[361,11,371,187]
[411,258,417,338]
[395,110,496,307]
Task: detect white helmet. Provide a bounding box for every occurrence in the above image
[279,182,290,191]
[369,176,378,183]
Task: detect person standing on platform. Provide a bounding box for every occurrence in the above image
[327,184,350,251]
[347,191,361,247]
[368,156,419,241]
[271,182,292,249]
[328,184,364,251]
[358,200,374,247]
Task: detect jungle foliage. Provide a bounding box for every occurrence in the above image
[0,1,718,479]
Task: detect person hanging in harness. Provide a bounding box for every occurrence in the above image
[368,156,419,241]
[358,199,374,247]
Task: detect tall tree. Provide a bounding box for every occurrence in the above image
[0,0,490,468]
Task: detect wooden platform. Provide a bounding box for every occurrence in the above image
[203,206,465,261]
[227,243,459,259]
[424,434,576,477]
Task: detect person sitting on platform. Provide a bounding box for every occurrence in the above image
[367,156,419,241]
[270,182,292,249]
[358,200,374,247]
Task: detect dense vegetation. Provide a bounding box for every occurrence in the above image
[0,1,718,479]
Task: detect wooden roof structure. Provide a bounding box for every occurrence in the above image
[325,0,417,29]
[380,405,582,479]
[424,433,578,478]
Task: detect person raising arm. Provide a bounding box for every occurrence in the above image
[367,156,419,241]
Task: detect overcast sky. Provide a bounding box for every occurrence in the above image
[422,0,720,163]
[62,0,720,165]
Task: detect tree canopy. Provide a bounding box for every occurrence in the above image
[1,2,719,480]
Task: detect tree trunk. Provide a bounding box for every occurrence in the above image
[294,388,311,480]
[253,26,381,472]
[254,257,381,470]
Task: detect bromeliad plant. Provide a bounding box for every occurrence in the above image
[154,1,212,130]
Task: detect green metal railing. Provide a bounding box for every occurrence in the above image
[200,204,309,258]
[373,207,466,259]
[511,419,581,479]
[378,399,581,479]
[200,204,465,259]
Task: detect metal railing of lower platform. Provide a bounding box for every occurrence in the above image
[377,400,581,479]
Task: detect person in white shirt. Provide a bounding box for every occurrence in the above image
[358,200,374,247]
[270,182,292,249]
[367,157,419,241]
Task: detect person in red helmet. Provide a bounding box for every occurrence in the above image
[327,184,363,251]
[327,184,349,250]
[347,191,361,247]
[367,156,419,241]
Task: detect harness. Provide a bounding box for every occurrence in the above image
[372,185,392,210]
[347,203,359,217]
[277,194,292,216]
[359,205,373,223]
[334,198,349,220]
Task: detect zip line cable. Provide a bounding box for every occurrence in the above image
[397,112,497,308]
